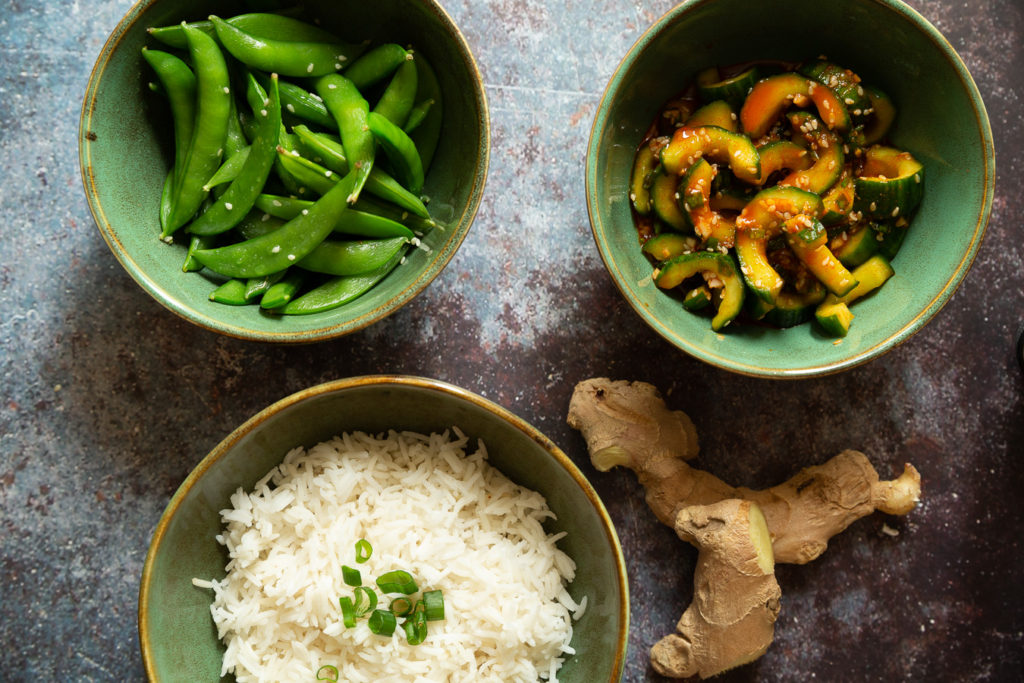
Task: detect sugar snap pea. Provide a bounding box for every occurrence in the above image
[315,74,373,203]
[224,95,248,160]
[163,25,231,237]
[147,9,309,48]
[204,145,250,190]
[183,234,217,271]
[188,73,281,236]
[245,270,286,300]
[235,210,285,240]
[260,270,305,309]
[290,126,429,217]
[193,171,357,278]
[343,43,409,90]
[368,111,424,195]
[254,194,414,239]
[210,15,360,78]
[141,48,196,232]
[403,98,434,134]
[298,236,408,276]
[409,53,443,172]
[209,278,249,305]
[254,72,336,130]
[373,55,418,128]
[279,250,404,315]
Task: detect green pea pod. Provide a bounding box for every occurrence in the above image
[254,72,336,130]
[236,210,286,240]
[298,236,408,276]
[373,55,418,128]
[204,145,251,190]
[410,53,443,172]
[141,48,196,234]
[193,171,357,278]
[159,173,174,234]
[147,9,310,48]
[224,95,248,160]
[254,194,414,239]
[245,270,286,300]
[164,26,231,237]
[188,74,282,236]
[290,126,428,217]
[279,249,404,315]
[403,98,434,134]
[260,270,305,309]
[343,43,409,91]
[368,111,424,195]
[210,15,359,78]
[209,279,249,305]
[141,48,196,184]
[355,195,439,235]
[183,233,217,272]
[315,74,373,203]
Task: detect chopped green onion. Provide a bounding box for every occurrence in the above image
[389,596,413,617]
[353,586,378,616]
[342,565,362,587]
[339,596,357,628]
[422,589,445,621]
[403,605,428,645]
[316,664,339,682]
[376,569,418,594]
[368,608,397,637]
[355,538,372,563]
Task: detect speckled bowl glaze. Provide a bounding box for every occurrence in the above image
[81,0,488,343]
[586,0,994,378]
[139,376,628,681]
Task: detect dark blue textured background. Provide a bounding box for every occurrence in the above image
[1,0,1022,680]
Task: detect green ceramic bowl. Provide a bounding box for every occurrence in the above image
[81,0,488,343]
[586,0,994,378]
[139,376,628,681]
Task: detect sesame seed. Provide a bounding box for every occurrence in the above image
[223,86,230,94]
[273,200,282,207]
[328,83,337,89]
[892,207,900,217]
[288,253,296,260]
[844,97,855,105]
[262,214,270,221]
[869,201,877,211]
[307,63,314,73]
[260,109,268,117]
[224,202,233,210]
[301,209,309,215]
[286,104,296,113]
[272,245,281,253]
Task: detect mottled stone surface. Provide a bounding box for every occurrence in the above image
[1,0,1022,681]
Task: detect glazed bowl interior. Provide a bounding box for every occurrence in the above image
[139,377,628,681]
[587,0,993,377]
[81,0,488,342]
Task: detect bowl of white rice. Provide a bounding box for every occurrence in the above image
[139,376,628,682]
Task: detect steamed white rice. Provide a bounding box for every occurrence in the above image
[195,428,584,682]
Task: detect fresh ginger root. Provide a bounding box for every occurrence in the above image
[567,378,922,564]
[651,499,781,679]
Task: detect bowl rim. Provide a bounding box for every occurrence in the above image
[80,0,491,344]
[138,374,630,681]
[585,0,996,378]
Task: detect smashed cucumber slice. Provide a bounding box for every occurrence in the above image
[655,251,745,331]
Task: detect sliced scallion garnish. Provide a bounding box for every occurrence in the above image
[368,608,397,637]
[403,604,428,645]
[342,565,362,587]
[316,664,339,682]
[339,596,357,628]
[422,589,445,621]
[355,538,372,563]
[352,585,378,617]
[376,569,418,594]
[390,596,413,617]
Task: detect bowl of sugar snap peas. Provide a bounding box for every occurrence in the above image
[81,0,488,342]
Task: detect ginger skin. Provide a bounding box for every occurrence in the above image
[567,378,922,565]
[651,499,781,679]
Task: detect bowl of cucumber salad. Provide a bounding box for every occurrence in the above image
[586,0,994,377]
[81,0,488,342]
